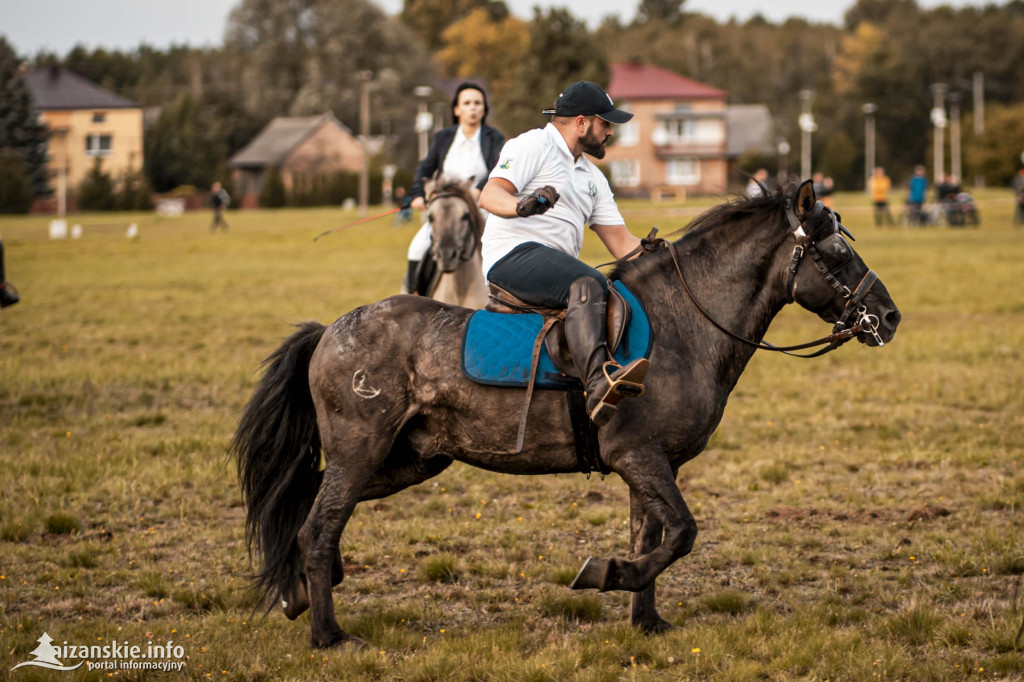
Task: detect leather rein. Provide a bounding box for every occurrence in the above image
[614,206,883,359]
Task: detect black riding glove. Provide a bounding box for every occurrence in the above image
[516,186,560,217]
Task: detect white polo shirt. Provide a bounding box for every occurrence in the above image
[481,123,625,277]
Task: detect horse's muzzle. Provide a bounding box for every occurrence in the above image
[857,304,900,346]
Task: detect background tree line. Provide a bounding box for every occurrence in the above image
[3,0,1024,212]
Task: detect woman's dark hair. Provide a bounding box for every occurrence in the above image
[451,82,488,125]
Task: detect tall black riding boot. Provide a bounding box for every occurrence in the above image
[565,277,649,426]
[402,260,419,294]
[412,253,439,296]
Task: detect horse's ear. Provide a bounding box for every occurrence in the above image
[795,179,817,221]
[463,176,476,192]
[424,177,436,198]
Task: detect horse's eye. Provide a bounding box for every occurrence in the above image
[462,213,470,221]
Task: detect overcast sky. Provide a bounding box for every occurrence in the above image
[1,0,1004,56]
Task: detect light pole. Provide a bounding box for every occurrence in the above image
[930,83,948,184]
[862,103,877,193]
[973,71,985,187]
[948,92,961,184]
[413,86,433,161]
[798,90,816,180]
[357,70,373,217]
[776,138,790,185]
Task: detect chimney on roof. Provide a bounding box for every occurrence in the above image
[48,64,61,80]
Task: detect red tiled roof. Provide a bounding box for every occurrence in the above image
[608,62,727,101]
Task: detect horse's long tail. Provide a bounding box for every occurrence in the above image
[230,321,327,611]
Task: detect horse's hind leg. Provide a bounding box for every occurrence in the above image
[281,545,343,620]
[298,430,389,649]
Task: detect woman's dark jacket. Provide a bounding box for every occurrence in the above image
[409,124,505,200]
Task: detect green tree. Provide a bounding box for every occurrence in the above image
[963,103,1024,186]
[0,37,50,197]
[225,0,437,171]
[78,159,115,211]
[259,167,287,208]
[402,0,509,51]
[497,8,610,135]
[144,93,227,192]
[0,149,34,213]
[636,0,686,26]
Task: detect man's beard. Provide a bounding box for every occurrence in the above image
[581,127,607,159]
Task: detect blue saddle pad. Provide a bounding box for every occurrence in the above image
[461,281,652,390]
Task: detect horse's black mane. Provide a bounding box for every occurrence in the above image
[673,186,789,238]
[609,185,792,282]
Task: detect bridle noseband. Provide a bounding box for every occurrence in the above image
[784,202,884,348]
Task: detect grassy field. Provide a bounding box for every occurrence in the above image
[1,190,1022,681]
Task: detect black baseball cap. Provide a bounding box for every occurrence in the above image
[542,81,633,124]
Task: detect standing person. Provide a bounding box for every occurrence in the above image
[209,182,230,232]
[403,82,505,295]
[479,81,647,426]
[1012,168,1024,226]
[393,186,412,226]
[0,235,19,308]
[869,167,894,226]
[908,165,928,225]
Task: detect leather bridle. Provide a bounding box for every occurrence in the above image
[427,190,479,264]
[621,202,883,358]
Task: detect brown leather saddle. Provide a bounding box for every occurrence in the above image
[484,282,631,380]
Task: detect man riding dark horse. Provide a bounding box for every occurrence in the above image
[479,81,649,426]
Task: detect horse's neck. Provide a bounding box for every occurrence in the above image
[645,224,791,384]
[434,253,488,310]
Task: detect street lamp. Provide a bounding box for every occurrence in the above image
[798,90,816,180]
[413,86,433,161]
[948,92,961,184]
[357,70,373,217]
[930,83,948,184]
[862,103,877,193]
[776,138,790,184]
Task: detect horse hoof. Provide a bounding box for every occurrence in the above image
[569,557,613,591]
[282,581,310,620]
[636,616,676,635]
[312,631,366,650]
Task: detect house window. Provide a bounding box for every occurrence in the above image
[617,104,638,147]
[610,159,640,187]
[666,158,699,185]
[85,134,113,157]
[92,112,107,123]
[660,118,696,142]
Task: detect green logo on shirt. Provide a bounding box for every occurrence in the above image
[588,180,598,198]
[499,157,513,169]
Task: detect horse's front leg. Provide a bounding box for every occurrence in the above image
[571,455,696,593]
[627,490,677,633]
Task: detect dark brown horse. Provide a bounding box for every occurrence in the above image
[231,181,901,648]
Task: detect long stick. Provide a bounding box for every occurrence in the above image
[312,207,401,242]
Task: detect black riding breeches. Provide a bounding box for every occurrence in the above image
[486,241,607,309]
